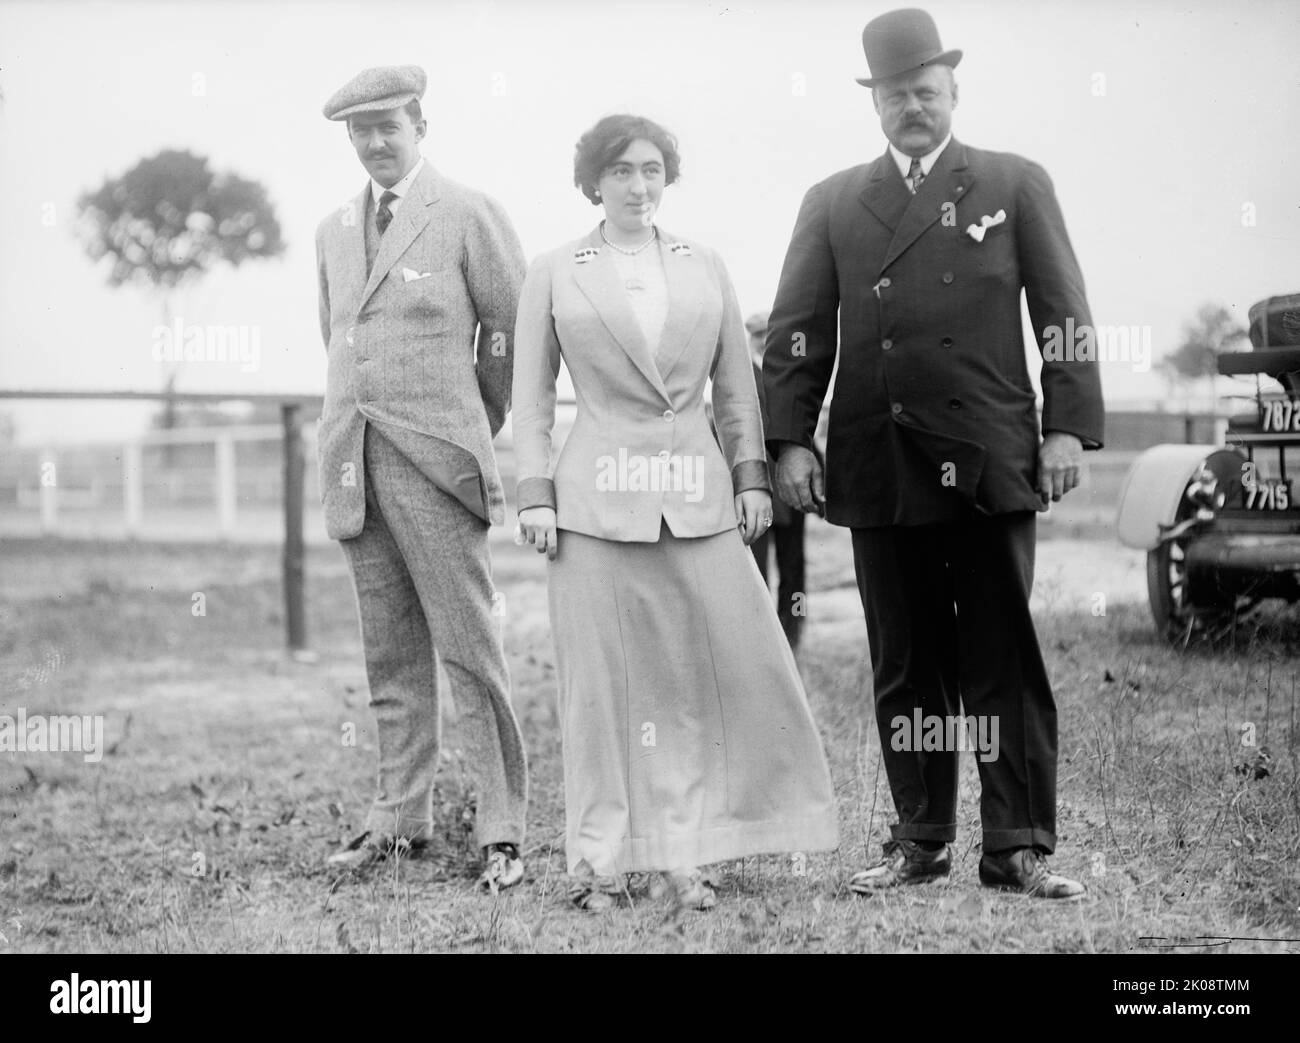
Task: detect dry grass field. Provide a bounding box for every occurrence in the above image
[1,523,1298,953]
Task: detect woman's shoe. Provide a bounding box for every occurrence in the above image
[664,868,718,910]
[567,874,623,912]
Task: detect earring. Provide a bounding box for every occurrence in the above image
[594,189,601,198]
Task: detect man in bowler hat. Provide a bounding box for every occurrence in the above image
[764,9,1103,897]
[315,65,529,889]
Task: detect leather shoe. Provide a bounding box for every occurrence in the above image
[478,843,525,893]
[567,873,625,912]
[849,839,951,893]
[664,868,718,910]
[326,831,428,869]
[979,847,1086,900]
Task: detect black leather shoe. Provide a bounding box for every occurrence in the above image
[326,831,429,869]
[849,839,951,893]
[979,847,1086,900]
[478,843,524,893]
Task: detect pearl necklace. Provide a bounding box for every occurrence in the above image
[600,222,657,255]
[601,222,658,291]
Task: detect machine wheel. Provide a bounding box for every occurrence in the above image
[1145,465,1253,645]
[1146,536,1200,643]
[1146,535,1257,646]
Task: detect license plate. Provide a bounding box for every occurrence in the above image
[1244,477,1294,510]
[1259,397,1300,432]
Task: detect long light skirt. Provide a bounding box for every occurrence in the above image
[548,522,839,876]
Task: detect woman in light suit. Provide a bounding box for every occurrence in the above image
[512,115,837,911]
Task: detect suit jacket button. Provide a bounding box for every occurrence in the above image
[890,402,903,415]
[346,328,356,347]
[662,409,675,422]
[878,277,891,288]
[942,272,954,284]
[942,337,954,348]
[881,338,893,351]
[948,398,962,409]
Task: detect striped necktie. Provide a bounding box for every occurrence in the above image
[907,157,926,195]
[376,190,396,236]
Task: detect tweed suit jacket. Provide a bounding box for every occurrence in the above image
[316,162,525,538]
[763,139,1105,528]
[512,227,769,542]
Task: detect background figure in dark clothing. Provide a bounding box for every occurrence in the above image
[745,311,807,653]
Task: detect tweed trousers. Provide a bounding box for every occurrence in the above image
[340,422,527,848]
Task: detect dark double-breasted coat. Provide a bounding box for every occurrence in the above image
[764,138,1105,853]
[763,139,1104,526]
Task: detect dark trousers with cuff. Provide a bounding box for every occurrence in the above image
[850,509,1057,854]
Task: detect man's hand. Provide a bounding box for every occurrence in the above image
[775,444,826,515]
[1038,432,1083,505]
[516,506,558,560]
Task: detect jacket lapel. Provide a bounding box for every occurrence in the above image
[335,184,370,311]
[858,152,911,237]
[357,162,439,313]
[650,230,704,385]
[880,139,975,273]
[571,227,671,402]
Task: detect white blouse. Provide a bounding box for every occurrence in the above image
[608,243,669,372]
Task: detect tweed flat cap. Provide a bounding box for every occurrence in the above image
[323,65,427,121]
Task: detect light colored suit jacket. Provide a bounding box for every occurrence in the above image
[316,163,525,538]
[512,226,769,542]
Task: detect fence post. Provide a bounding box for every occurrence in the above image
[282,403,308,655]
[214,433,236,537]
[123,442,143,537]
[39,448,58,534]
[1183,413,1196,444]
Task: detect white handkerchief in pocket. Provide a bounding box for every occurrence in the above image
[402,267,433,282]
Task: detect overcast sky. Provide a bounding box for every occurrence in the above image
[1,0,1298,445]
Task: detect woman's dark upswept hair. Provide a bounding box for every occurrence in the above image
[573,114,681,205]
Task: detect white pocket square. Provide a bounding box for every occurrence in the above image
[965,209,1007,243]
[402,267,433,282]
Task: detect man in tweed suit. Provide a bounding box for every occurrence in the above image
[315,65,528,889]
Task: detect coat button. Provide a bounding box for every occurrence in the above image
[345,328,356,347]
[878,277,891,288]
[662,409,675,422]
[942,272,954,284]
[942,337,954,348]
[948,398,962,409]
[891,402,903,415]
[881,338,893,351]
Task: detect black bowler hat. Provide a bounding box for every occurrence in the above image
[855,8,962,88]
